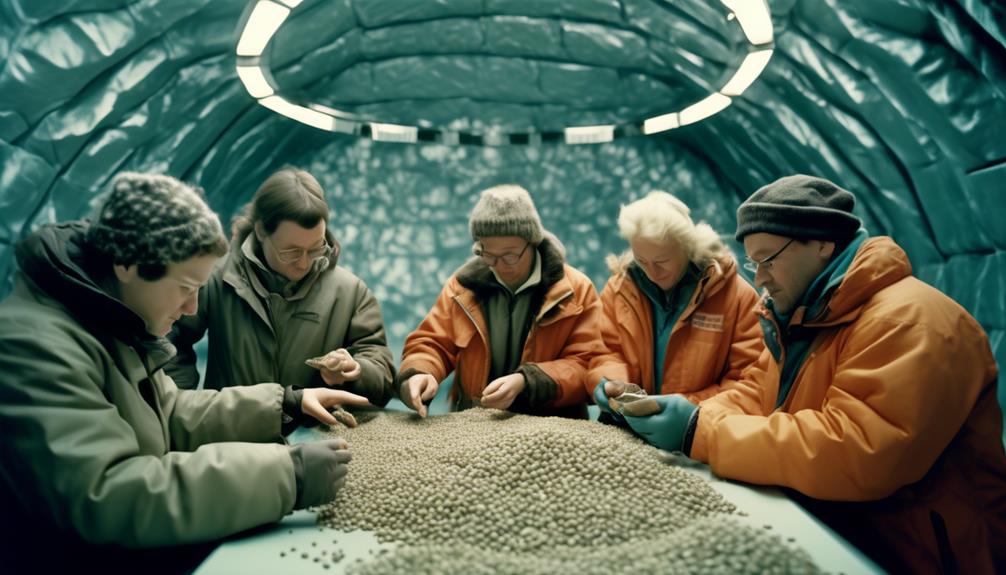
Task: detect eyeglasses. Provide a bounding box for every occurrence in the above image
[266,235,333,264]
[472,242,531,266]
[743,239,794,273]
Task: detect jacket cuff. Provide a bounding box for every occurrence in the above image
[348,358,394,408]
[682,407,700,456]
[395,367,426,401]
[281,387,306,435]
[287,445,307,509]
[516,363,557,408]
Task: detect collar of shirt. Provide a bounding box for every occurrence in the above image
[491,250,542,295]
[240,234,320,298]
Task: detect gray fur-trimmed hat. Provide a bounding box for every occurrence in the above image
[735,175,861,242]
[469,184,545,245]
[87,172,227,265]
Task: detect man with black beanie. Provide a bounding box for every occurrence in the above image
[624,174,1006,574]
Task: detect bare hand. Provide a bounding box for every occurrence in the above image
[404,373,438,418]
[301,388,371,427]
[601,379,628,398]
[309,349,362,386]
[480,372,526,410]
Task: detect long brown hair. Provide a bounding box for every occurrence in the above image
[231,168,329,241]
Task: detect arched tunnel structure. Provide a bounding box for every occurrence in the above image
[1,0,1004,441]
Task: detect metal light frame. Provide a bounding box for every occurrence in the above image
[235,0,774,146]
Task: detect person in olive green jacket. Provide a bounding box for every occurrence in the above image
[0,173,368,572]
[166,168,395,406]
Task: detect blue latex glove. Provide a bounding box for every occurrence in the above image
[593,378,624,422]
[623,394,698,453]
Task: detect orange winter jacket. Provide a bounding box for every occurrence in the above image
[399,236,602,414]
[691,236,1006,574]
[587,255,763,404]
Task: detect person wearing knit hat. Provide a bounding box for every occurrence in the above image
[87,172,228,274]
[0,171,372,571]
[624,173,1006,574]
[468,183,545,246]
[398,184,603,419]
[733,174,863,316]
[734,174,861,245]
[86,172,229,337]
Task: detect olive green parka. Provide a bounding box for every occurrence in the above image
[0,222,297,562]
[166,228,395,405]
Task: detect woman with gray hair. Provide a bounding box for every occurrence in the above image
[587,191,763,423]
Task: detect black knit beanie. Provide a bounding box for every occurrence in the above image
[735,175,861,242]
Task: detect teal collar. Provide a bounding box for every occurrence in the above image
[629,262,701,310]
[773,228,869,329]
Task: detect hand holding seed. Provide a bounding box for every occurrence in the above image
[480,372,526,410]
[601,379,628,398]
[405,373,439,418]
[308,349,362,386]
[302,388,371,427]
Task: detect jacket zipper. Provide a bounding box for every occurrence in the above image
[453,296,491,392]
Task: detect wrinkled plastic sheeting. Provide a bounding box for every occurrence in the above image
[270,2,740,130]
[0,1,314,254]
[0,1,212,143]
[0,142,58,294]
[687,1,1004,242]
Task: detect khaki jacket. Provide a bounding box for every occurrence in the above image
[0,222,296,557]
[167,229,395,405]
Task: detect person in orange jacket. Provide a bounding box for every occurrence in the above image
[587,191,763,423]
[398,184,602,418]
[621,175,1006,574]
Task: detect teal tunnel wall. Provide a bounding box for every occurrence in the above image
[1,0,1004,438]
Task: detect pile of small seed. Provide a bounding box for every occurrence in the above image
[345,516,819,575]
[316,409,820,573]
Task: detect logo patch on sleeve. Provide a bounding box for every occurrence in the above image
[691,312,724,332]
